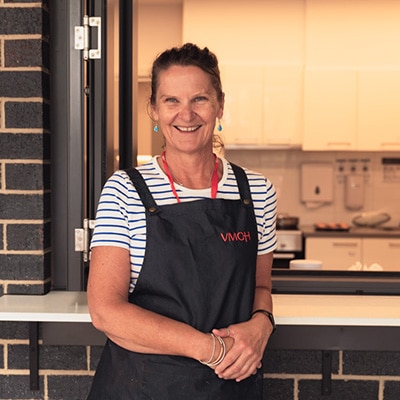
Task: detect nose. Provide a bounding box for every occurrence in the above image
[179,101,196,121]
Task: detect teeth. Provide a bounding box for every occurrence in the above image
[176,126,200,132]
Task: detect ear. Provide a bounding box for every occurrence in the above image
[150,103,159,122]
[217,92,225,119]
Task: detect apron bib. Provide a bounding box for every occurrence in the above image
[88,164,263,400]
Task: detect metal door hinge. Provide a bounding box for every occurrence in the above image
[74,16,102,60]
[75,218,96,262]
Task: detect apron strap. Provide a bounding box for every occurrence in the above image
[125,163,253,211]
[230,163,254,208]
[124,168,161,214]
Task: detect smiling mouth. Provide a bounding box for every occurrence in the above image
[174,125,201,132]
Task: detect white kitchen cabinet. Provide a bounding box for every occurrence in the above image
[357,70,400,151]
[306,237,400,271]
[362,238,400,271]
[220,65,264,145]
[220,64,303,147]
[305,237,361,270]
[262,66,303,147]
[302,69,358,151]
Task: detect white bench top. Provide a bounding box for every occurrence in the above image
[0,291,400,326]
[0,291,91,322]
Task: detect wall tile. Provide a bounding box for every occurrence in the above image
[0,71,49,98]
[343,351,400,375]
[4,39,49,68]
[0,321,29,339]
[263,378,294,399]
[7,281,51,295]
[384,381,400,400]
[0,253,50,280]
[48,376,93,400]
[0,193,50,219]
[0,375,44,399]
[299,379,379,400]
[5,102,50,129]
[6,163,51,190]
[0,8,48,36]
[7,222,51,251]
[0,133,50,160]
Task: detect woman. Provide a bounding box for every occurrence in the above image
[87,43,277,399]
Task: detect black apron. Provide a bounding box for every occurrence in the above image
[88,164,263,400]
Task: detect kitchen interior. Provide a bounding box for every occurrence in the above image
[133,0,400,275]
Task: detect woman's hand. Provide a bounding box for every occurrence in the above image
[211,315,272,382]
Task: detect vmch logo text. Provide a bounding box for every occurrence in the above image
[220,231,251,243]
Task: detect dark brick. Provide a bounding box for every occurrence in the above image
[0,375,44,399]
[7,281,51,295]
[384,381,400,400]
[343,351,400,375]
[0,285,3,296]
[263,350,339,375]
[5,101,50,129]
[0,71,49,98]
[7,344,29,369]
[90,345,104,370]
[0,192,50,219]
[5,0,49,5]
[263,378,294,400]
[8,344,87,370]
[0,133,50,160]
[7,222,51,251]
[40,345,88,369]
[0,252,51,280]
[0,7,49,36]
[0,224,3,250]
[6,163,51,190]
[48,375,93,400]
[299,379,379,400]
[0,321,29,340]
[4,39,49,68]
[0,345,3,369]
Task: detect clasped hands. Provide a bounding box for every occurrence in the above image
[205,320,268,382]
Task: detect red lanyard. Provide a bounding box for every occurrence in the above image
[161,151,219,203]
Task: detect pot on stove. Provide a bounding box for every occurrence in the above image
[276,213,299,230]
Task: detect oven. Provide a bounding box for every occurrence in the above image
[273,230,304,269]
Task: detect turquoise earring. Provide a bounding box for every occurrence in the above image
[217,120,223,132]
[153,124,159,133]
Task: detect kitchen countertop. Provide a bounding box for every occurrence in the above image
[0,291,91,322]
[1,291,400,327]
[301,225,400,238]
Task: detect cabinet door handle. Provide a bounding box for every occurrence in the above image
[327,142,352,146]
[332,242,358,247]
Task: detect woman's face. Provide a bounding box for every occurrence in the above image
[151,65,224,154]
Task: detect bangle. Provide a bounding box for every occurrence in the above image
[199,333,216,365]
[208,335,226,367]
[251,309,276,333]
[198,334,226,367]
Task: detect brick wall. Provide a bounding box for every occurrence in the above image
[0,0,51,295]
[0,2,97,399]
[263,350,400,400]
[1,1,400,400]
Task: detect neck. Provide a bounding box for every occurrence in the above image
[161,151,219,190]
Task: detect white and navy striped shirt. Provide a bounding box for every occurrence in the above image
[91,157,277,293]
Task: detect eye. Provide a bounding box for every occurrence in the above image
[194,96,208,103]
[165,97,178,104]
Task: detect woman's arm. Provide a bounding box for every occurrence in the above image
[87,246,227,361]
[213,252,274,381]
